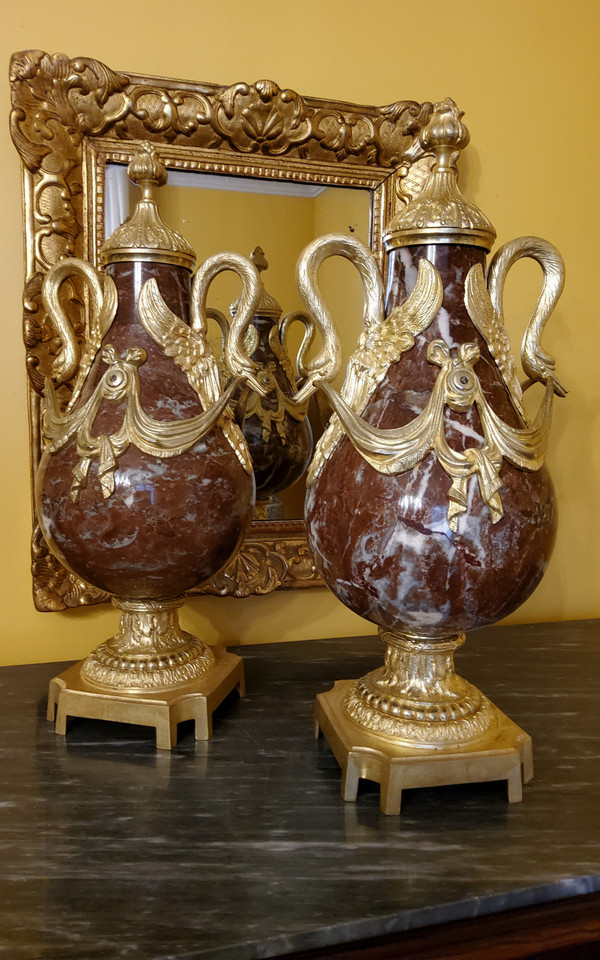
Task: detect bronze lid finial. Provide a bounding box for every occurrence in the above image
[99,143,196,269]
[384,99,496,251]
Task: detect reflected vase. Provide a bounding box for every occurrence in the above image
[230,247,313,520]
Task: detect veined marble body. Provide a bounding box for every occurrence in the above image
[242,315,313,499]
[306,244,557,638]
[38,261,253,600]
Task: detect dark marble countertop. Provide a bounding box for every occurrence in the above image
[1,619,599,959]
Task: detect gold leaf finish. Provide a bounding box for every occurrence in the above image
[100,144,196,268]
[31,522,110,611]
[137,273,256,475]
[242,367,309,443]
[297,236,443,483]
[81,598,216,690]
[384,98,496,251]
[41,258,117,405]
[212,80,313,155]
[487,236,567,397]
[315,336,554,531]
[39,343,241,501]
[9,50,130,173]
[344,631,497,746]
[294,234,384,404]
[199,530,317,597]
[464,262,526,421]
[280,311,316,381]
[201,542,289,598]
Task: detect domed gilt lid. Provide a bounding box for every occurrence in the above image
[99,143,196,269]
[384,98,496,252]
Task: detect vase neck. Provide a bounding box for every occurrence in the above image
[385,243,486,315]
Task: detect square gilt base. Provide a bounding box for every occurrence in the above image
[315,679,533,815]
[47,647,244,749]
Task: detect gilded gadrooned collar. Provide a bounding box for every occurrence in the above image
[383,98,496,252]
[99,143,196,270]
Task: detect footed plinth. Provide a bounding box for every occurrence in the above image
[315,679,533,815]
[47,647,244,749]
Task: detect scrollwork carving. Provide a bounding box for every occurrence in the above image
[199,542,289,598]
[10,51,130,172]
[198,532,318,597]
[11,52,431,176]
[31,523,110,611]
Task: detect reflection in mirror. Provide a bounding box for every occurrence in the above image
[105,164,371,520]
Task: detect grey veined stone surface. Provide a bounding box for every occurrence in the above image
[0,619,599,958]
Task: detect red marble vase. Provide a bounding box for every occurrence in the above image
[300,99,565,784]
[38,258,254,601]
[37,146,262,740]
[306,241,558,639]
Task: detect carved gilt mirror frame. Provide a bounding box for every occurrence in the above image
[10,49,435,610]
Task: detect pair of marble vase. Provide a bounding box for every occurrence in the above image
[40,242,558,654]
[38,233,561,762]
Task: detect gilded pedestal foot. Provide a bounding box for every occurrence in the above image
[80,597,217,689]
[344,631,499,747]
[47,647,244,749]
[315,680,533,815]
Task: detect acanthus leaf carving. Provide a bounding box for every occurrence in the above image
[274,541,316,582]
[10,50,130,173]
[200,542,289,597]
[313,110,377,163]
[198,535,318,597]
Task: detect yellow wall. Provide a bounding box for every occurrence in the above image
[1,0,598,665]
[160,185,315,317]
[157,181,370,365]
[313,186,372,391]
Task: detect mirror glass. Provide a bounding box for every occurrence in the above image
[105,164,371,519]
